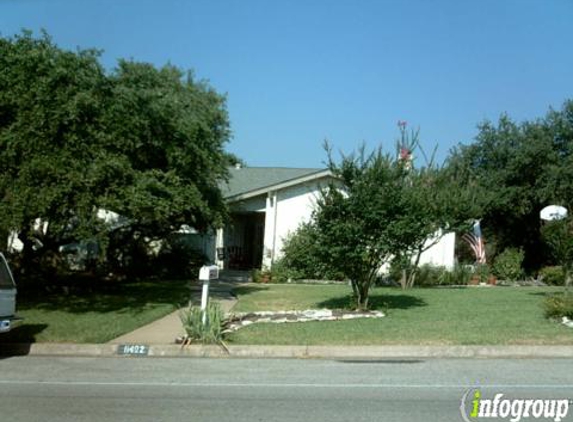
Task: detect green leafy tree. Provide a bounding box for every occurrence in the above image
[541,217,573,293]
[312,128,480,309]
[446,101,573,270]
[0,31,110,273]
[0,31,232,277]
[98,60,231,273]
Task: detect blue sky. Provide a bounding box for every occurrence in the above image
[1,0,572,167]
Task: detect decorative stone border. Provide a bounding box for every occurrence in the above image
[226,309,385,331]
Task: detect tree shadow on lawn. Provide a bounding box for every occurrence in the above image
[317,293,427,311]
[16,279,190,315]
[232,284,271,298]
[527,291,566,298]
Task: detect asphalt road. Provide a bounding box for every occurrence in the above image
[0,356,572,422]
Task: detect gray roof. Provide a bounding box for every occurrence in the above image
[221,167,327,198]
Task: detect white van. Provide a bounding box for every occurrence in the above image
[0,253,18,333]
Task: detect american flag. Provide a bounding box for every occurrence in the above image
[462,220,486,264]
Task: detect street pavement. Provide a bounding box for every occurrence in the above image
[1,356,572,422]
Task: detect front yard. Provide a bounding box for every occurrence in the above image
[228,284,573,345]
[0,279,189,343]
[3,280,572,346]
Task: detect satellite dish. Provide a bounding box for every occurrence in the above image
[540,205,568,221]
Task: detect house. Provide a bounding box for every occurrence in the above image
[194,165,456,271]
[198,166,335,270]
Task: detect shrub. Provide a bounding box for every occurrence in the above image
[179,303,228,345]
[268,258,304,283]
[441,264,473,285]
[388,263,472,287]
[251,269,272,283]
[543,294,573,319]
[539,266,565,286]
[276,223,345,281]
[415,265,447,286]
[492,248,524,282]
[155,236,207,279]
[474,263,491,284]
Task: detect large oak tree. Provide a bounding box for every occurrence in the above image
[0,31,232,276]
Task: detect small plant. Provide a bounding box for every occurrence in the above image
[492,248,524,282]
[251,269,272,283]
[474,263,490,284]
[539,266,566,286]
[179,303,229,347]
[543,294,573,319]
[251,269,261,283]
[269,258,305,283]
[415,264,447,287]
[441,264,473,286]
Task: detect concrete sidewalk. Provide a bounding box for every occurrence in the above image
[108,271,247,345]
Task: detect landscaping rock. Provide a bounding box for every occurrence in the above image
[227,309,385,331]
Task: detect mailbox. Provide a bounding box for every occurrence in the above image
[199,265,219,281]
[198,265,219,325]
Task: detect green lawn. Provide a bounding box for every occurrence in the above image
[0,279,190,343]
[228,284,573,345]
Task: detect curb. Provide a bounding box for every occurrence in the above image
[2,344,573,359]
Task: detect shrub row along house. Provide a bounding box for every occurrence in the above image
[190,165,456,272]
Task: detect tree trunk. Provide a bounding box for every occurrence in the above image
[18,226,36,273]
[400,269,408,290]
[353,277,372,310]
[356,285,369,310]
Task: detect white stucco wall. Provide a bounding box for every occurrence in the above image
[261,181,325,268]
[223,176,456,271]
[418,231,456,269]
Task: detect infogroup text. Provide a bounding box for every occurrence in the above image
[461,390,571,422]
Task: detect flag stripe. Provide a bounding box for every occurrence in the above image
[462,231,486,264]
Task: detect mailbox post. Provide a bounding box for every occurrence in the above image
[198,265,219,325]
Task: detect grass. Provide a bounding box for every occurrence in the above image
[228,284,573,345]
[0,278,190,344]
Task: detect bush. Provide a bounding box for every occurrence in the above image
[441,264,473,285]
[539,266,565,286]
[268,259,303,283]
[179,303,228,345]
[388,263,472,287]
[415,265,447,286]
[155,236,208,279]
[493,248,524,282]
[543,294,573,319]
[251,268,272,283]
[276,223,345,281]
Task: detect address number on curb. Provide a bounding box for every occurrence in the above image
[117,344,149,356]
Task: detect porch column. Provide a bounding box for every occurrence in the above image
[262,191,278,269]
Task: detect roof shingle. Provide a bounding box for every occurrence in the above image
[221,167,326,198]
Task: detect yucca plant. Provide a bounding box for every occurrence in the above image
[179,303,229,349]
